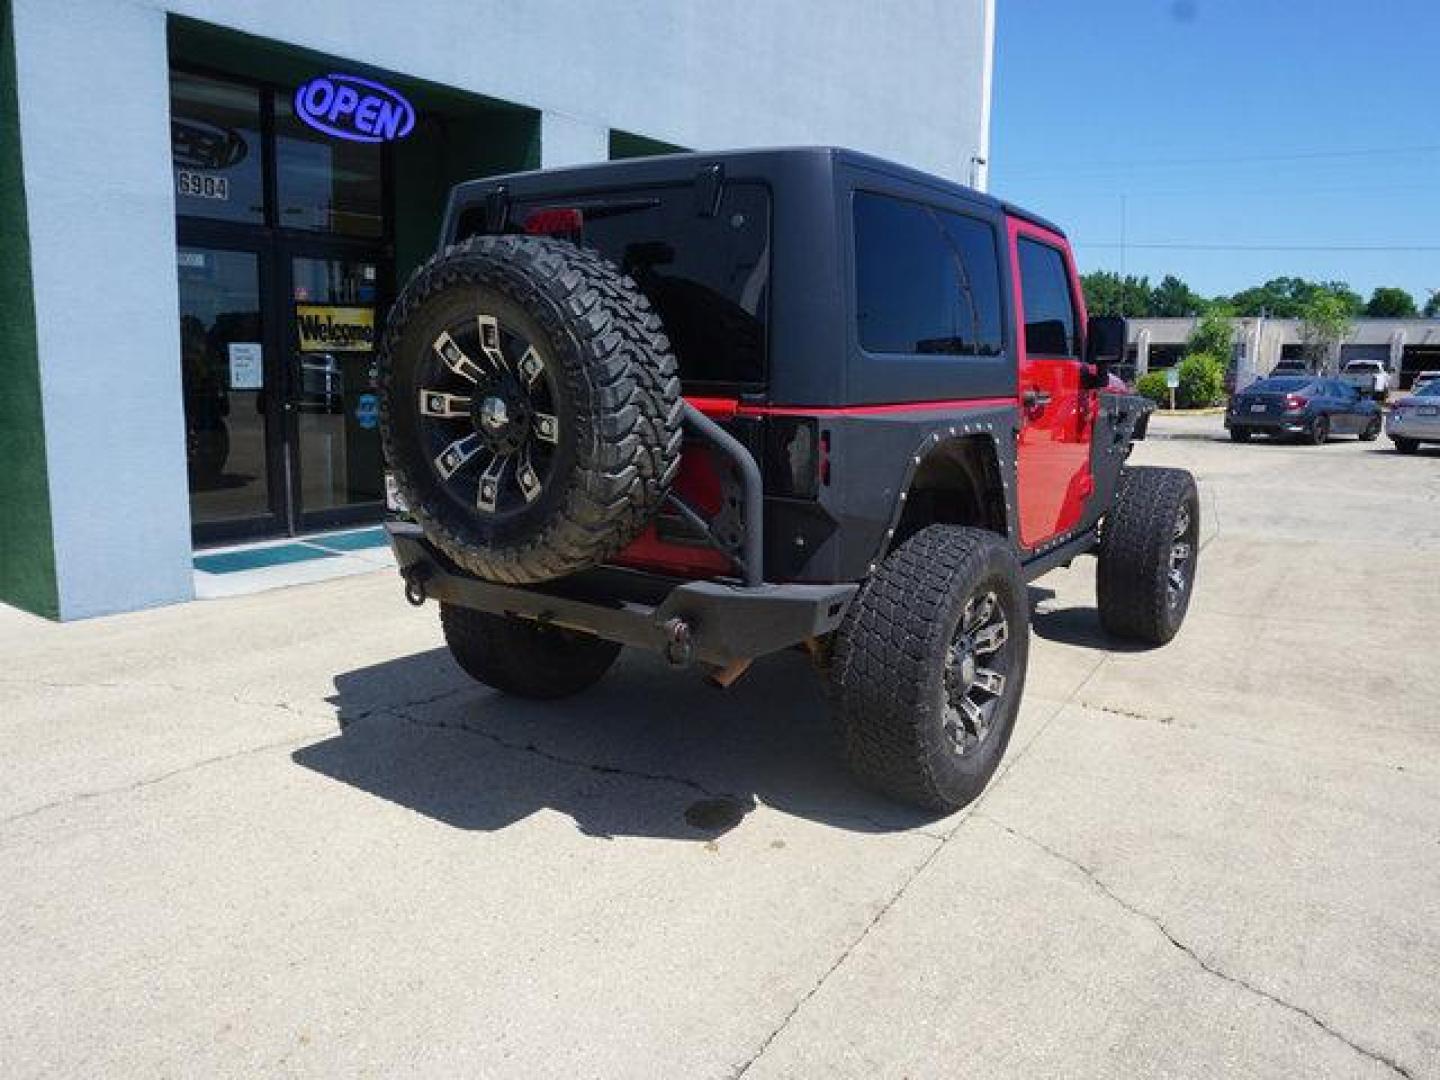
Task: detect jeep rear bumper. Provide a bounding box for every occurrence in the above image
[388,523,857,666]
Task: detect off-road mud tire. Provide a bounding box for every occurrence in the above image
[380,235,682,584]
[440,602,622,699]
[828,526,1029,812]
[1097,466,1199,646]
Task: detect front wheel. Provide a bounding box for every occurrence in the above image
[1098,466,1200,646]
[1309,415,1330,445]
[1360,417,1382,442]
[1394,437,1419,455]
[440,603,621,699]
[828,526,1029,812]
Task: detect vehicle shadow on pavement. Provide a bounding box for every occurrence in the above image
[295,646,938,841]
[1026,586,1155,654]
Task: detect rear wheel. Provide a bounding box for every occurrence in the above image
[1360,417,1382,441]
[828,526,1029,812]
[1098,466,1199,646]
[1308,415,1330,445]
[440,602,621,699]
[1229,426,1252,442]
[1394,437,1419,455]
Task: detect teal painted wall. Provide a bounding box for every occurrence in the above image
[0,0,57,618]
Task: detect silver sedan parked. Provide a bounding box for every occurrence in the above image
[1387,380,1440,454]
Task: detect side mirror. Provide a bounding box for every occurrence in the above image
[1083,315,1127,389]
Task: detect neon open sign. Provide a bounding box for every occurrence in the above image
[294,74,415,143]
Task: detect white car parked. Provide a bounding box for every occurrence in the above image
[1387,380,1440,454]
[1340,359,1390,398]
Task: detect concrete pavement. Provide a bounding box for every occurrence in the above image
[2,417,1437,1078]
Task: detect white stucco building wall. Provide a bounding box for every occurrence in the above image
[7,0,994,618]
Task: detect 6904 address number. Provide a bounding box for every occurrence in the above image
[176,170,230,201]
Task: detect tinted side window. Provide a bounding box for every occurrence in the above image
[1017,238,1077,357]
[854,191,1003,357]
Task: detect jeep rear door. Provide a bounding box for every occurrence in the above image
[1007,218,1095,548]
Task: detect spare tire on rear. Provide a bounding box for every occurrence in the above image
[379,235,683,584]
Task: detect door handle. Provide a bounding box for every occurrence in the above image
[1023,389,1052,411]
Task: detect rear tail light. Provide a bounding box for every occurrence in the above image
[523,207,584,237]
[1284,395,1308,412]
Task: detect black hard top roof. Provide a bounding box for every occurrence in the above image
[449,146,1066,238]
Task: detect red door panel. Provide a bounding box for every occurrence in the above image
[1007,217,1095,549]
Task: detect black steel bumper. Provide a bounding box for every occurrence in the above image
[388,523,857,667]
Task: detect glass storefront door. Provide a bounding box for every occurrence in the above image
[177,245,283,537]
[171,68,393,545]
[287,253,387,529]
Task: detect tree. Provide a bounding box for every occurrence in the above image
[1082,271,1152,317]
[1187,305,1235,359]
[1226,277,1362,319]
[1297,292,1353,373]
[1151,274,1206,317]
[1364,287,1417,318]
[1426,292,1440,319]
[1177,353,1226,408]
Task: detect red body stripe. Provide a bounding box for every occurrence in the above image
[684,395,740,419]
[684,395,1017,418]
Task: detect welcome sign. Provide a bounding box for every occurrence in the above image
[294,74,415,143]
[296,305,375,352]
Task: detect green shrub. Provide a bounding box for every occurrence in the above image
[1137,371,1169,405]
[1177,352,1226,408]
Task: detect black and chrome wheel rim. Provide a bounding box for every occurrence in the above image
[416,313,560,517]
[1167,501,1195,608]
[941,589,1014,757]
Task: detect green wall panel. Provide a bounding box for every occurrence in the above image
[0,0,58,618]
[609,129,687,160]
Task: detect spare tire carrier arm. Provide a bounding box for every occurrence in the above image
[678,402,763,587]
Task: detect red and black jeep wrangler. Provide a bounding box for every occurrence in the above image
[380,148,1194,812]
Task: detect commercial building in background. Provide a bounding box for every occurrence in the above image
[0,0,996,619]
[1124,317,1440,388]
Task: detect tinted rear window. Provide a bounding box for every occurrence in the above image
[509,184,770,390]
[853,191,1004,357]
[1251,377,1313,393]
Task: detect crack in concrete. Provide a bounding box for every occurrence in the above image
[0,686,462,830]
[334,685,471,728]
[976,812,1416,1080]
[1071,698,1433,780]
[0,675,335,722]
[727,834,950,1079]
[727,685,1094,1078]
[353,700,943,838]
[0,731,327,831]
[379,704,736,802]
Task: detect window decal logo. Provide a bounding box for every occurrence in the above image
[172,119,249,170]
[294,74,415,143]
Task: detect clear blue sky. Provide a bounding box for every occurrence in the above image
[990,0,1439,307]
